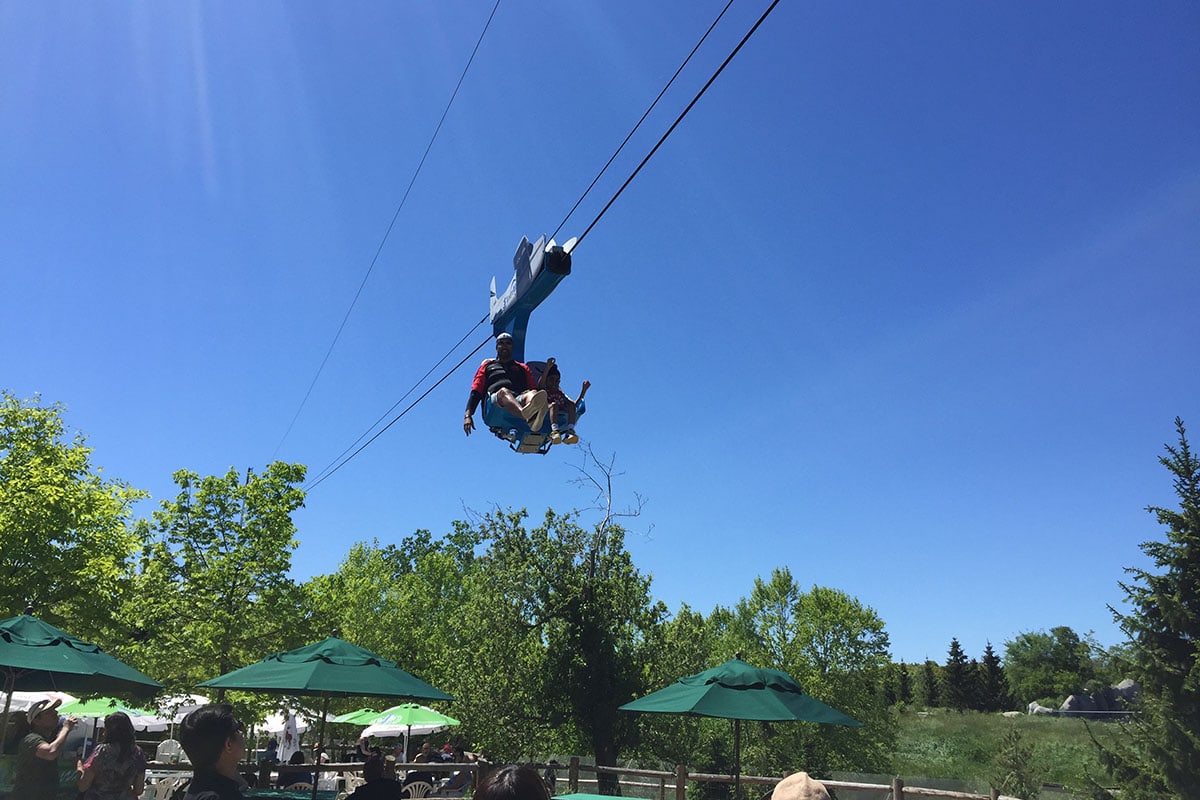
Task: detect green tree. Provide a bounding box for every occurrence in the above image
[1004,626,1095,706]
[120,463,308,701]
[1094,418,1200,799]
[943,638,973,712]
[0,392,147,640]
[920,660,940,708]
[897,661,913,705]
[732,569,896,776]
[993,725,1042,799]
[979,642,1011,712]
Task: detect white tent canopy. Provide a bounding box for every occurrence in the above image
[1,690,77,712]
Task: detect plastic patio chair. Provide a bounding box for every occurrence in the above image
[403,780,436,798]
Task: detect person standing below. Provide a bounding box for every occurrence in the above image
[14,697,79,800]
[464,332,548,435]
[178,703,248,800]
[77,711,147,800]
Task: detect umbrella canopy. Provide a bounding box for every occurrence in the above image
[0,690,77,712]
[199,637,452,700]
[0,613,164,696]
[60,697,170,733]
[332,707,380,725]
[199,636,453,800]
[620,658,861,724]
[0,612,163,747]
[620,658,860,797]
[358,703,460,760]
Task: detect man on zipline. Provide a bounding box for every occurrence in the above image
[463,332,547,436]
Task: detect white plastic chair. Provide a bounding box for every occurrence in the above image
[403,780,436,798]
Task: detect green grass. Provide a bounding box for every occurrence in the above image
[892,710,1117,796]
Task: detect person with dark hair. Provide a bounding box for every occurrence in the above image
[178,703,247,800]
[474,764,551,800]
[346,755,404,800]
[14,698,79,800]
[77,711,148,800]
[276,750,314,788]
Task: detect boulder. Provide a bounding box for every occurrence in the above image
[773,772,831,800]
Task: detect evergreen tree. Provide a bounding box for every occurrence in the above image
[980,641,1011,712]
[1095,418,1200,799]
[920,660,940,708]
[897,661,913,705]
[943,638,973,712]
[993,725,1042,799]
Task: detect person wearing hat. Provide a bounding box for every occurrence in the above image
[464,332,548,436]
[14,697,79,800]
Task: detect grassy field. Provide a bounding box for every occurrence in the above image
[891,709,1119,797]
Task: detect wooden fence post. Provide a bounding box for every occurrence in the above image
[892,777,904,800]
[990,790,1000,800]
[675,764,687,800]
[569,756,580,793]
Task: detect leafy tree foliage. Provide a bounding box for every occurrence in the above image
[1004,626,1096,705]
[120,464,308,705]
[0,392,147,641]
[725,568,896,776]
[942,638,973,712]
[1095,418,1200,799]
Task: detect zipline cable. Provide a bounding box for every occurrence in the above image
[271,0,504,460]
[304,0,782,490]
[304,334,494,492]
[572,0,782,252]
[304,314,489,488]
[549,0,736,246]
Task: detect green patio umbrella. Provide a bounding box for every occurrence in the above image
[619,657,860,797]
[59,697,160,718]
[199,636,453,800]
[331,707,380,725]
[0,610,163,747]
[359,703,460,760]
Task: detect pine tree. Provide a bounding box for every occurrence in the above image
[943,638,973,712]
[980,641,1011,712]
[993,725,1042,799]
[898,661,913,705]
[1096,418,1200,799]
[921,659,940,708]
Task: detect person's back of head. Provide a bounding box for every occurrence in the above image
[289,751,307,765]
[179,704,242,770]
[363,755,385,782]
[475,764,551,800]
[102,711,137,758]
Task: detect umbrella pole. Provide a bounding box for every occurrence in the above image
[0,673,15,752]
[733,718,741,800]
[313,694,329,800]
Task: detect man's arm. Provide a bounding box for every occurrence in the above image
[464,361,490,435]
[37,717,77,760]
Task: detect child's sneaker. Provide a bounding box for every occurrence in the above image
[550,429,562,444]
[563,431,579,445]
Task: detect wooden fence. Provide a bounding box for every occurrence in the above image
[557,757,1023,800]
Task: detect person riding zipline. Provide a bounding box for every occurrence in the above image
[464,332,548,436]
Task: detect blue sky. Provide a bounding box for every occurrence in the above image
[3,1,1198,666]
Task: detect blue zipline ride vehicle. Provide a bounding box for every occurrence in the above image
[481,234,585,454]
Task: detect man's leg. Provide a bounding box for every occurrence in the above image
[493,388,524,418]
[519,390,548,432]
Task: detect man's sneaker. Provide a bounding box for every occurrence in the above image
[550,430,562,444]
[563,431,579,445]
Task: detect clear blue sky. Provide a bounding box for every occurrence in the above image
[3,1,1198,666]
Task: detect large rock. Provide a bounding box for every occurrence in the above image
[773,772,831,800]
[1060,680,1139,717]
